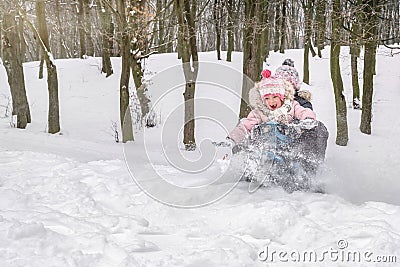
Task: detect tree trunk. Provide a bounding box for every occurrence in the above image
[39,57,44,79]
[17,14,26,62]
[3,11,31,128]
[98,0,113,77]
[36,0,61,134]
[55,0,67,58]
[273,1,280,52]
[155,0,165,52]
[77,0,86,58]
[226,0,234,62]
[116,0,134,142]
[175,0,199,150]
[213,0,222,60]
[260,0,270,62]
[315,0,325,57]
[240,0,263,119]
[302,0,313,85]
[84,0,94,56]
[303,41,310,84]
[350,0,361,109]
[131,60,151,124]
[130,0,152,124]
[279,0,286,53]
[360,0,379,134]
[350,53,361,109]
[183,0,199,150]
[330,0,348,146]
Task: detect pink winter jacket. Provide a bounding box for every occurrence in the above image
[228,82,316,143]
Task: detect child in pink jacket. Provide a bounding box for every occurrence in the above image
[228,69,329,172]
[228,70,316,144]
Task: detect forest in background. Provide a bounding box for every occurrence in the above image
[1,0,399,147]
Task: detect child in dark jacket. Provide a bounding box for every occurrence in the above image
[275,59,313,110]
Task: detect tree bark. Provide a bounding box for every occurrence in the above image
[279,0,286,53]
[226,0,234,62]
[116,0,134,142]
[315,0,325,57]
[330,0,348,146]
[98,0,113,77]
[350,1,361,110]
[240,0,263,119]
[130,0,152,124]
[273,1,280,52]
[77,0,87,58]
[3,11,31,129]
[302,0,313,85]
[36,0,61,134]
[350,53,361,109]
[213,0,222,60]
[260,0,270,62]
[84,0,94,56]
[17,13,26,62]
[174,0,199,150]
[360,0,379,134]
[55,0,67,58]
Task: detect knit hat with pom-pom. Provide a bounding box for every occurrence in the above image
[274,65,301,91]
[257,69,286,101]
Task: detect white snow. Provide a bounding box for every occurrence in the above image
[0,47,400,266]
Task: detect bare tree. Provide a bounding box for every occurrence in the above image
[302,0,313,85]
[260,0,270,62]
[360,0,380,134]
[130,0,152,124]
[273,0,281,52]
[115,0,134,142]
[77,0,87,58]
[98,0,113,77]
[213,0,222,60]
[2,6,31,128]
[83,0,94,56]
[55,0,67,58]
[348,0,362,109]
[279,0,287,53]
[314,0,326,57]
[225,0,234,61]
[330,0,348,146]
[36,0,61,134]
[174,0,199,150]
[240,0,264,119]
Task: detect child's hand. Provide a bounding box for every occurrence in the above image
[271,107,289,124]
[299,118,317,129]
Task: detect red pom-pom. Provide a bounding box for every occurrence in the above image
[261,69,271,78]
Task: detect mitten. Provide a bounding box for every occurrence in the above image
[271,106,289,124]
[232,144,245,154]
[300,118,317,130]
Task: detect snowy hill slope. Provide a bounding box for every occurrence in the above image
[0,48,399,266]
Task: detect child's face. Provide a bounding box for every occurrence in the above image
[264,95,283,111]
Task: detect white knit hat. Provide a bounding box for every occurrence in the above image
[257,70,286,101]
[258,76,286,101]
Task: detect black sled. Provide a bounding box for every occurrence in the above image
[234,120,325,193]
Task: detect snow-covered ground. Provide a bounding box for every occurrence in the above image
[0,47,399,266]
